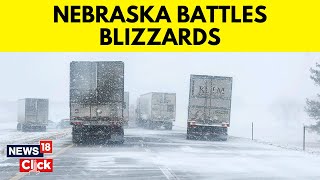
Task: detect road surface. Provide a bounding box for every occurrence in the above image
[1,128,320,180]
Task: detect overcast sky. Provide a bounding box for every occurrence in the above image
[0,52,319,138]
[0,53,318,102]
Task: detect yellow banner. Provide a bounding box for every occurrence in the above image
[0,0,319,52]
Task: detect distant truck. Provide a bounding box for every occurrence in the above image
[123,92,129,127]
[57,119,72,129]
[129,104,137,128]
[17,98,49,132]
[135,97,141,127]
[137,92,176,130]
[187,75,233,141]
[70,61,125,144]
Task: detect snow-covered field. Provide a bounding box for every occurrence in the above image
[174,121,320,154]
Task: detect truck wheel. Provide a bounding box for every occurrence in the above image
[186,130,196,140]
[150,122,155,129]
[117,139,124,144]
[186,134,193,140]
[165,123,173,130]
[41,126,47,132]
[220,137,228,141]
[117,127,125,144]
[72,126,82,144]
[109,127,124,144]
[21,124,28,132]
[186,129,192,139]
[72,135,81,144]
[217,135,228,141]
[146,121,152,129]
[17,123,22,131]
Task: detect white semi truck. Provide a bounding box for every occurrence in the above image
[137,92,176,130]
[17,98,49,132]
[70,61,125,144]
[187,75,232,141]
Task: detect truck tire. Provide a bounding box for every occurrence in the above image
[217,127,228,141]
[72,126,82,144]
[165,123,173,130]
[150,121,155,130]
[109,127,124,144]
[17,123,22,131]
[186,128,191,139]
[186,134,194,140]
[186,134,190,140]
[72,134,81,144]
[147,120,151,129]
[116,127,125,144]
[217,134,228,141]
[219,137,228,141]
[21,124,28,132]
[186,128,196,140]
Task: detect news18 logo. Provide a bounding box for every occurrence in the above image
[7,140,53,173]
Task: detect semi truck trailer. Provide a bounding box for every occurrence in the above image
[137,92,176,130]
[135,97,141,127]
[70,61,125,144]
[187,75,232,141]
[129,104,137,128]
[17,98,49,132]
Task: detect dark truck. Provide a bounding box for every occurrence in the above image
[70,61,125,144]
[17,98,49,132]
[187,75,233,141]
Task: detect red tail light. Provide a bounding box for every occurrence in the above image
[73,121,83,125]
[188,121,196,126]
[222,122,229,127]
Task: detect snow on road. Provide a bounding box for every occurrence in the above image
[35,128,320,180]
[1,126,320,179]
[117,129,320,179]
[0,122,71,162]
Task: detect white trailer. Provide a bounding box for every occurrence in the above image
[129,104,137,128]
[17,98,49,132]
[137,92,176,130]
[187,75,232,141]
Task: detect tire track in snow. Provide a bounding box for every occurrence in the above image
[139,139,180,180]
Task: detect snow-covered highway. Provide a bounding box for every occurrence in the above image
[1,128,320,179]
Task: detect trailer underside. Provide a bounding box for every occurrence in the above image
[17,123,47,132]
[138,119,173,130]
[72,125,124,144]
[187,125,228,141]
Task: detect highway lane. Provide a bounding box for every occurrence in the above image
[1,128,320,180]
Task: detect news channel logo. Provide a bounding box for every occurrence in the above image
[7,140,53,173]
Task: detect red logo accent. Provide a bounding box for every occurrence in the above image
[39,140,53,154]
